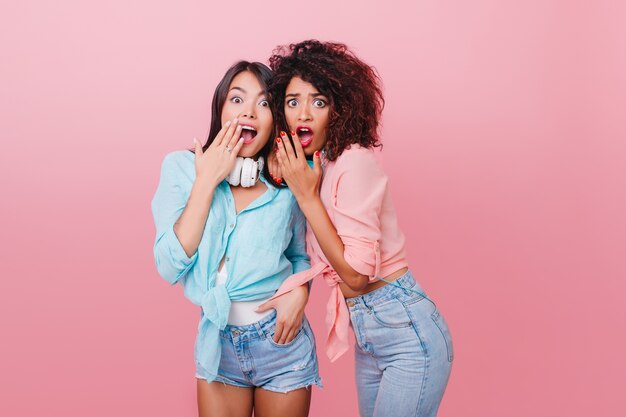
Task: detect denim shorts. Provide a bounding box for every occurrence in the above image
[200,310,323,393]
[346,270,453,417]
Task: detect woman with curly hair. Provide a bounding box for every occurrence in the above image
[258,40,453,416]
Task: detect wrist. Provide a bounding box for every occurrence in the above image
[298,195,323,216]
[193,175,219,191]
[191,177,218,201]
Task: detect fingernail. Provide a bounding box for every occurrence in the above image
[280,131,286,136]
[236,125,242,130]
[277,178,282,184]
[225,121,231,127]
[193,137,198,144]
[233,118,238,123]
[276,137,281,143]
[315,150,320,157]
[291,130,295,136]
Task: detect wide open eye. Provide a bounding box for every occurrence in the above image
[313,98,327,108]
[286,98,298,108]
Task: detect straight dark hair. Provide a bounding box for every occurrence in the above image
[193,61,274,158]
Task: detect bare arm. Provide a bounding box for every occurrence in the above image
[275,134,369,291]
[175,119,245,257]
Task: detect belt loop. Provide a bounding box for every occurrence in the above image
[254,321,265,339]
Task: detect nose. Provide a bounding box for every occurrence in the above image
[297,104,312,122]
[239,101,256,120]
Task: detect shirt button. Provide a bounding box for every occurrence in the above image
[346,300,356,307]
[232,330,240,336]
[229,223,234,228]
[226,257,230,262]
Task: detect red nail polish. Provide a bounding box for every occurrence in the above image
[276,137,281,143]
[280,131,286,136]
[277,178,282,184]
[291,130,295,136]
[314,151,320,157]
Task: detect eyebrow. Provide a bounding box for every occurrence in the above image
[229,86,267,96]
[285,92,326,98]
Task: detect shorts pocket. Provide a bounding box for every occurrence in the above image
[431,309,454,362]
[369,298,413,329]
[267,322,307,348]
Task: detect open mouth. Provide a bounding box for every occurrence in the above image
[296,126,314,147]
[241,125,257,144]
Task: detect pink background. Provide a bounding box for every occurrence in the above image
[2,1,625,416]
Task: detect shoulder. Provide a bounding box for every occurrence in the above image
[162,149,194,168]
[334,145,384,177]
[160,150,195,177]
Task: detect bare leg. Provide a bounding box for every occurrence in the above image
[197,378,254,417]
[253,386,312,417]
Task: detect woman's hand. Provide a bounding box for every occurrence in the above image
[275,131,322,202]
[267,146,283,184]
[193,119,245,187]
[255,284,309,344]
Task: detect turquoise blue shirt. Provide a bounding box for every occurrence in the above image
[151,150,310,380]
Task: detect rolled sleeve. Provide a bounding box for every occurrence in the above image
[151,152,197,284]
[332,149,387,278]
[154,227,198,284]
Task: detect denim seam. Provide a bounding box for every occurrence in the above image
[402,302,428,356]
[366,298,413,329]
[354,310,375,356]
[401,298,431,415]
[414,341,430,416]
[431,311,454,362]
[232,339,255,384]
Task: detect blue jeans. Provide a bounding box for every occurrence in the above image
[200,310,323,393]
[347,271,453,417]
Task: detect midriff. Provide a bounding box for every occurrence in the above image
[339,267,409,298]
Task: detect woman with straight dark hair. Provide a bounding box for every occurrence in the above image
[152,61,321,417]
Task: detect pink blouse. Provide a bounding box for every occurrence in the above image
[270,145,408,361]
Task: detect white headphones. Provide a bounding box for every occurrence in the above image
[225,156,264,187]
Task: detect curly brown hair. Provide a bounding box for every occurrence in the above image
[268,40,384,162]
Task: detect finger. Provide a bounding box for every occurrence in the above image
[268,150,278,174]
[290,130,306,159]
[226,124,243,153]
[275,146,287,174]
[273,321,284,343]
[218,118,239,149]
[269,152,283,181]
[313,150,322,176]
[211,120,232,148]
[280,131,297,163]
[281,327,296,345]
[275,136,289,164]
[230,137,245,157]
[193,137,203,157]
[255,299,274,313]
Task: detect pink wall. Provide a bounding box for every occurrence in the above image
[2,1,625,416]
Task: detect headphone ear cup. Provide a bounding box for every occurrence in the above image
[227,157,244,186]
[240,158,255,188]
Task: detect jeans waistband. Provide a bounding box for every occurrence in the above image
[219,309,278,341]
[345,270,425,309]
